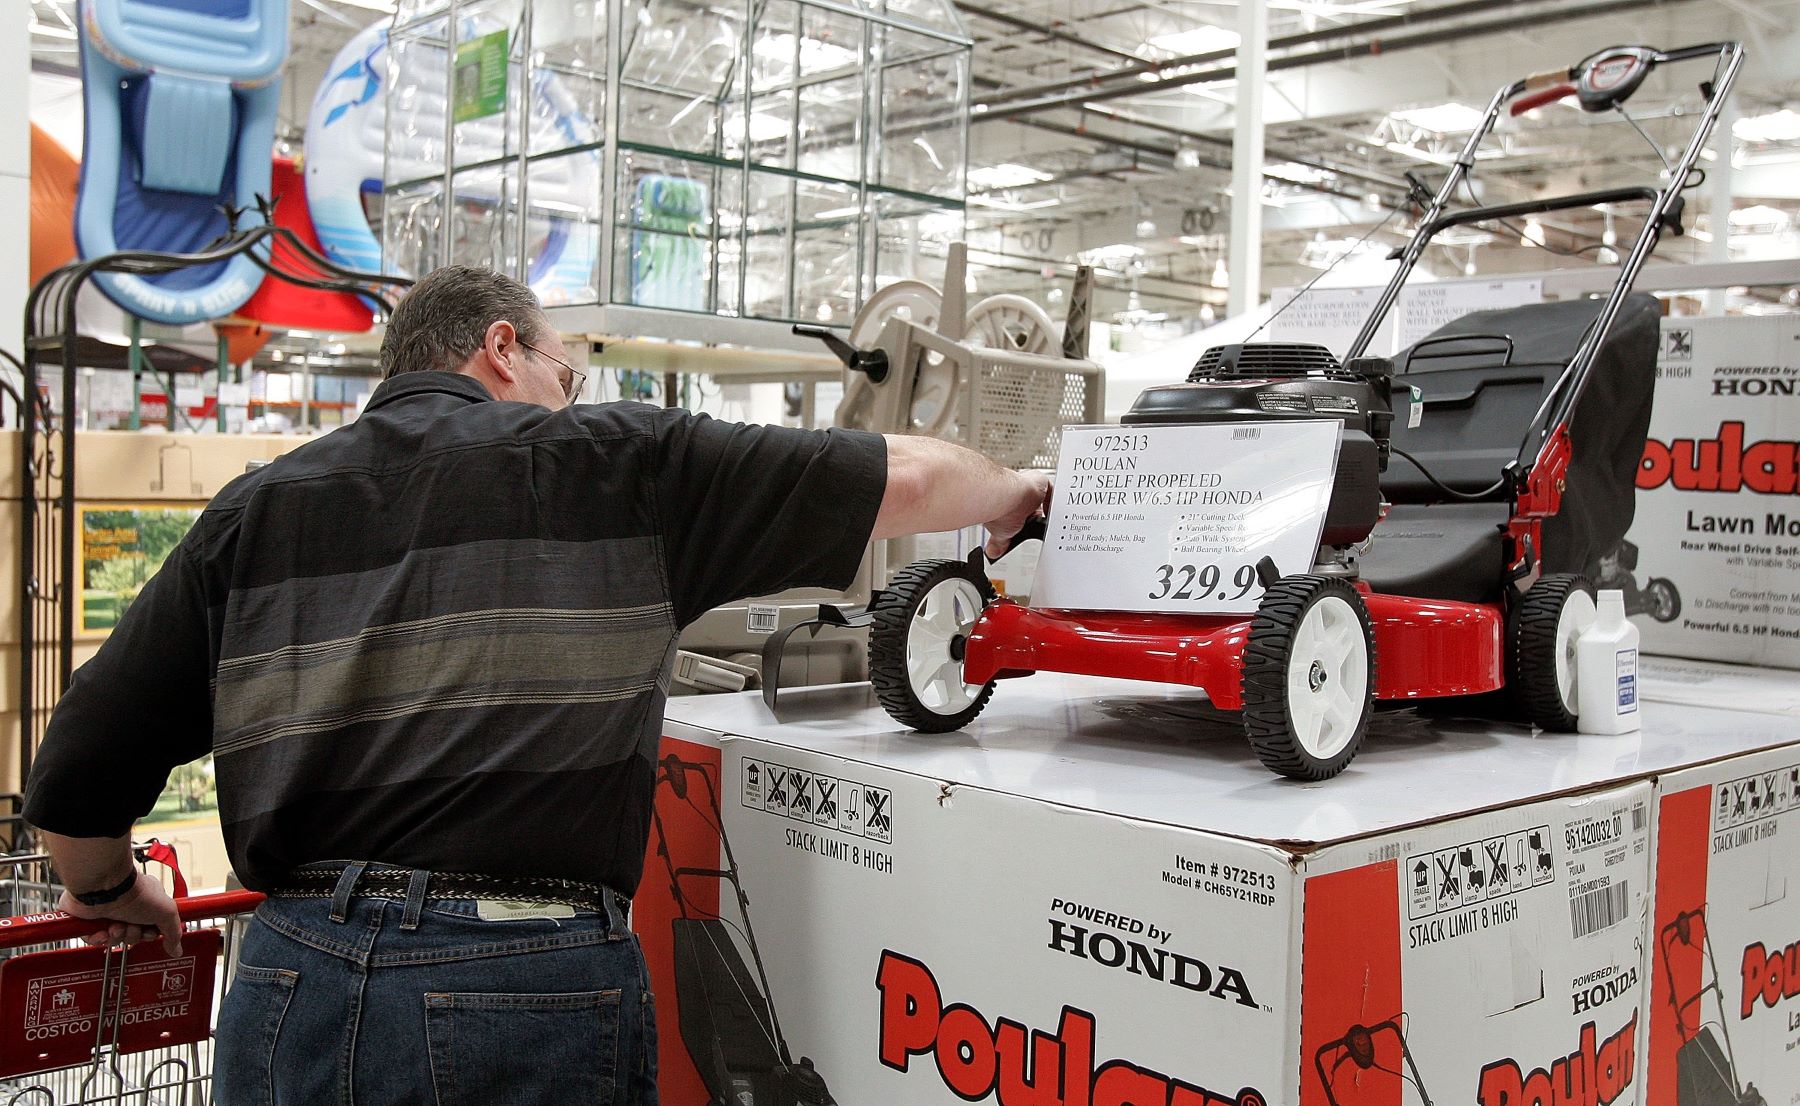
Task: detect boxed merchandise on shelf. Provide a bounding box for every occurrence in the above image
[1623,314,1800,669]
[647,673,1800,1106]
[1644,743,1800,1106]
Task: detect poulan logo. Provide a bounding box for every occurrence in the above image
[876,951,1265,1106]
[1740,936,1799,1019]
[1476,1014,1637,1106]
[1047,921,1257,1007]
[1638,422,1800,495]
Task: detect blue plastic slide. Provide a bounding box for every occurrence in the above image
[75,0,288,325]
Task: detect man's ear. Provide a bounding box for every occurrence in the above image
[484,320,521,384]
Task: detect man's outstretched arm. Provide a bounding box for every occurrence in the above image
[875,434,1051,558]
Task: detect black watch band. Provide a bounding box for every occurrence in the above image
[73,870,139,907]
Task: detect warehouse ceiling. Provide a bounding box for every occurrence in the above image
[27,0,1800,332]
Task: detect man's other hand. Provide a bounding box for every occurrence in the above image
[983,472,1052,559]
[59,871,184,956]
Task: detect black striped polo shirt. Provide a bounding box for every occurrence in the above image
[24,371,885,894]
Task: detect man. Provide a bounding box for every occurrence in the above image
[23,265,1049,1103]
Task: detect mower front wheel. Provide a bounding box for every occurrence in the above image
[1512,573,1596,732]
[869,560,997,732]
[1241,576,1376,780]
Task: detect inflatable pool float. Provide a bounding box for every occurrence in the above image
[306,20,601,305]
[75,0,287,325]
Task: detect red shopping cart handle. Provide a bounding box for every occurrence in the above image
[0,890,266,948]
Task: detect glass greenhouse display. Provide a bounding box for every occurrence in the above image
[383,0,970,343]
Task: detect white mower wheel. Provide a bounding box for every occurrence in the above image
[869,560,997,732]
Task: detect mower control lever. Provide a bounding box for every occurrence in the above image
[793,324,889,383]
[1510,84,1577,116]
[985,514,1048,564]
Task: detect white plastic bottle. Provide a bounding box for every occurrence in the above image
[1577,590,1641,735]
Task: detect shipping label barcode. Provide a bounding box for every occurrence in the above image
[1630,804,1647,832]
[1231,427,1262,440]
[746,604,780,634]
[1570,882,1629,939]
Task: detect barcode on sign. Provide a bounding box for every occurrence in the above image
[746,605,780,634]
[1232,427,1262,440]
[1570,882,1630,939]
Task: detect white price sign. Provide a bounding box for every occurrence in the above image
[1033,422,1342,614]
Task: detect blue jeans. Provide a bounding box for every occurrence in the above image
[214,864,657,1106]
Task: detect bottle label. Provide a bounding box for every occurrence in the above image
[1615,648,1638,714]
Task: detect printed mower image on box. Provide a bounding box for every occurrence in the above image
[856,43,1745,780]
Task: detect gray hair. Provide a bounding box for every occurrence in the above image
[380,266,550,379]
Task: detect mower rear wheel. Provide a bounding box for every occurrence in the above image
[1646,577,1681,622]
[1512,573,1596,732]
[1242,576,1375,780]
[869,560,997,732]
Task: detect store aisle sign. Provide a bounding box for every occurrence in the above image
[77,504,203,634]
[452,29,509,123]
[1033,422,1341,614]
[1266,277,1542,357]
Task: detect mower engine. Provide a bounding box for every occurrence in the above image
[1122,342,1396,549]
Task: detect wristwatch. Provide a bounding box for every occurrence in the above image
[72,871,139,907]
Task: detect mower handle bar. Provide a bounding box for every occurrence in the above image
[1348,40,1743,495]
[1521,67,1574,91]
[1411,186,1662,242]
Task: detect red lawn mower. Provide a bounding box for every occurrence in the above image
[864,41,1745,780]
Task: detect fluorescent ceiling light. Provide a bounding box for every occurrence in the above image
[1390,102,1485,134]
[1299,236,1381,269]
[753,33,858,72]
[1079,243,1146,267]
[917,211,965,237]
[1143,25,1239,58]
[741,111,790,143]
[968,163,1053,190]
[1266,161,1332,185]
[327,0,397,11]
[968,194,1060,212]
[1734,109,1800,144]
[1727,204,1791,230]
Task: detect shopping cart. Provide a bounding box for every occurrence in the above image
[0,846,263,1105]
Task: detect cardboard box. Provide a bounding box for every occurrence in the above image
[1644,744,1800,1106]
[71,432,309,501]
[1623,315,1800,668]
[650,674,1800,1106]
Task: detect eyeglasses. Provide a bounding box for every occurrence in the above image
[519,338,587,402]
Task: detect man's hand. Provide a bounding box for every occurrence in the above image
[877,436,1055,550]
[983,472,1053,559]
[58,871,184,957]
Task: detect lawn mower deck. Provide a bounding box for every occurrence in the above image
[962,592,1506,708]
